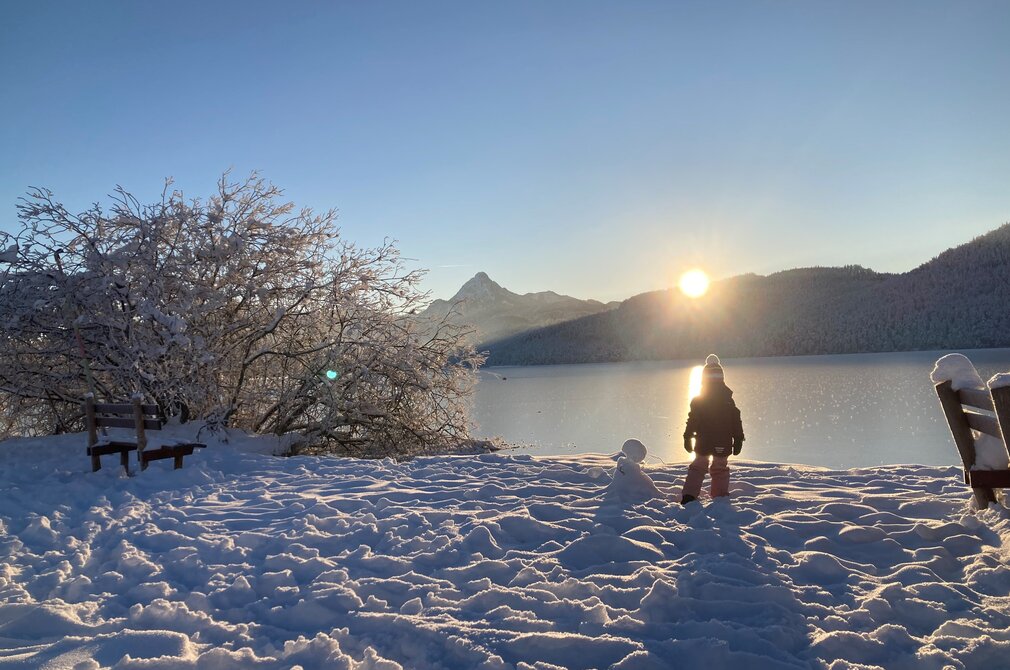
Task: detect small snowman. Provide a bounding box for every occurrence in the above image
[607,438,663,501]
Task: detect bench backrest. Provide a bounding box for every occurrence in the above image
[935,380,1010,478]
[83,396,163,451]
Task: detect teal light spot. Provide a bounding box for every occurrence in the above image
[326,370,338,380]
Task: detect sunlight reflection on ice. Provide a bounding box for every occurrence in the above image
[688,365,703,399]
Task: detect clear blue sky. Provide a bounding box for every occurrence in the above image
[2,1,1009,301]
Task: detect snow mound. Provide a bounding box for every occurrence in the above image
[1,434,1010,668]
[930,353,984,390]
[556,533,664,569]
[988,372,1010,390]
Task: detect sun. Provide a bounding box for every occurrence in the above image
[678,269,710,298]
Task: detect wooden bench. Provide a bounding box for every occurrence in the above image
[84,396,205,473]
[935,379,1010,507]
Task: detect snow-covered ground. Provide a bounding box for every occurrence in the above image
[2,430,1010,669]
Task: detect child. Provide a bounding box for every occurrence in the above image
[681,354,745,504]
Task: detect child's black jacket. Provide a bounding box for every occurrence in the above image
[684,382,745,456]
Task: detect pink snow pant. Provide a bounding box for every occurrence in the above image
[682,454,730,498]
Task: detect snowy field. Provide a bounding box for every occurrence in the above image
[2,430,1010,670]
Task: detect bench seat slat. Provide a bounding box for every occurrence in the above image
[141,444,196,461]
[958,387,995,412]
[140,443,203,470]
[87,442,139,457]
[94,402,160,415]
[965,411,1001,438]
[967,469,1010,488]
[95,417,163,431]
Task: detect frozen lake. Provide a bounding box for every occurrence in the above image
[472,349,1010,469]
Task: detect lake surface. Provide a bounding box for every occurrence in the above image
[471,349,1010,469]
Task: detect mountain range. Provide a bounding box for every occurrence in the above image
[418,272,618,345]
[431,224,1010,366]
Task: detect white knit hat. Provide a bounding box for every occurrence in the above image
[702,354,724,382]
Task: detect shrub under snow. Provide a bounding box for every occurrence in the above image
[0,173,483,456]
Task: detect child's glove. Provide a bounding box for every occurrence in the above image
[732,437,743,456]
[683,437,693,453]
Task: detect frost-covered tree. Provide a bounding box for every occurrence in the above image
[0,174,483,456]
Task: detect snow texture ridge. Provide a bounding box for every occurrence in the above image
[1,433,1010,669]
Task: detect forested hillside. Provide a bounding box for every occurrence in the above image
[483,224,1010,365]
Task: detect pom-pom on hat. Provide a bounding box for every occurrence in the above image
[702,354,724,382]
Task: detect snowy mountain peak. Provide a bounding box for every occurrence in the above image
[453,272,507,302]
[419,272,616,345]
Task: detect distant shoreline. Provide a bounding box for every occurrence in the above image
[480,345,1010,370]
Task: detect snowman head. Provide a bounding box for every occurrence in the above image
[621,438,647,463]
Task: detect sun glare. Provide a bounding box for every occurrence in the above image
[688,365,704,399]
[678,269,710,298]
